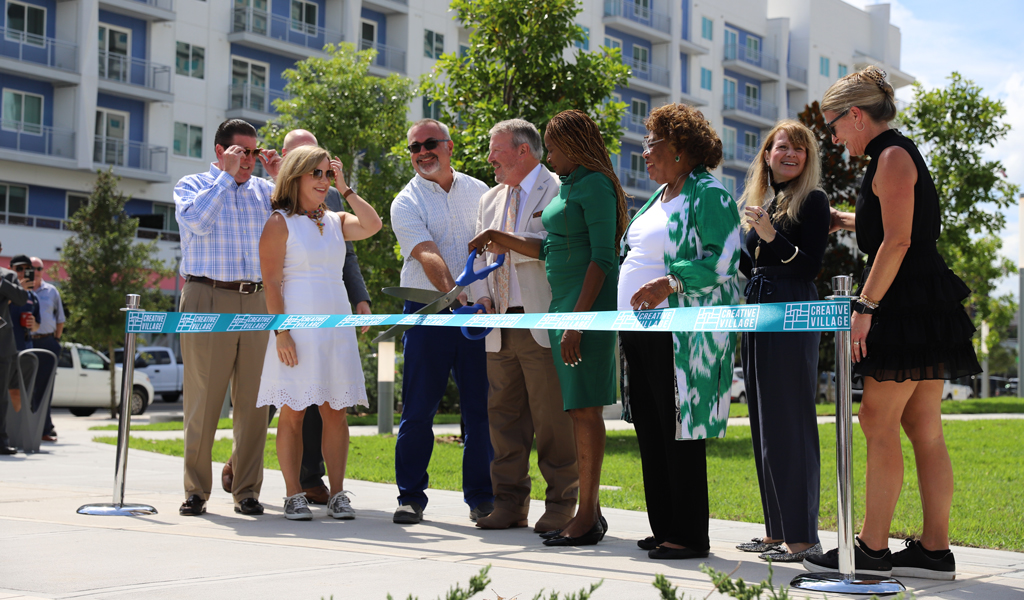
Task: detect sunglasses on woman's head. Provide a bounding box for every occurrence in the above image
[310,169,336,180]
[406,138,449,154]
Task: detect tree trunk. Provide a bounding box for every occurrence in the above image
[109,343,118,419]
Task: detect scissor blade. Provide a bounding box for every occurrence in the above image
[416,285,464,315]
[382,286,446,305]
[371,324,414,344]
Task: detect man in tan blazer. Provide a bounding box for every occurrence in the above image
[469,119,579,532]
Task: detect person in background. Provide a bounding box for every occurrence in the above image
[6,255,38,416]
[737,121,829,563]
[0,240,28,455]
[27,257,63,443]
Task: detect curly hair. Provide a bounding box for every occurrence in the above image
[271,145,330,215]
[645,104,723,170]
[545,110,629,246]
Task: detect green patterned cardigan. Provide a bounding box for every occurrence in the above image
[620,166,742,440]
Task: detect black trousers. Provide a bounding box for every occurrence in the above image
[31,335,60,435]
[742,276,821,544]
[300,407,326,489]
[621,330,709,551]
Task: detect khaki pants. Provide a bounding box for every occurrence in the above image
[486,328,578,517]
[180,281,269,503]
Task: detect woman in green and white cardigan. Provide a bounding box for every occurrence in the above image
[618,103,742,560]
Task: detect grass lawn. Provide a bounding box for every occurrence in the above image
[726,396,1024,419]
[88,413,464,431]
[96,419,1024,551]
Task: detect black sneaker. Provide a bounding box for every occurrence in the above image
[803,537,892,577]
[891,539,956,580]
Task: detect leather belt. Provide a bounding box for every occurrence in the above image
[186,275,264,294]
[30,333,54,340]
[506,306,525,314]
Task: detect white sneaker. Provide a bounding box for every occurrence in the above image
[283,492,313,521]
[328,490,355,520]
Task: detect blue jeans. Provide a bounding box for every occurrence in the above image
[395,300,492,509]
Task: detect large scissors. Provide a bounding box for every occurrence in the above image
[371,252,505,343]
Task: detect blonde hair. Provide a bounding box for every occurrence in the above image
[821,65,897,123]
[271,145,330,215]
[739,120,823,230]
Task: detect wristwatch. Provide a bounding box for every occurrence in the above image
[851,299,876,315]
[274,329,291,336]
[666,274,679,292]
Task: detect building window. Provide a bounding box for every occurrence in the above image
[603,35,622,55]
[721,126,736,159]
[152,203,179,232]
[721,175,736,198]
[630,99,648,126]
[630,152,645,174]
[744,83,759,109]
[632,45,650,72]
[745,36,760,61]
[290,0,317,35]
[744,131,758,153]
[94,108,129,166]
[5,1,45,46]
[2,89,43,134]
[98,24,131,83]
[820,56,830,77]
[837,63,848,78]
[459,44,470,58]
[175,42,205,79]
[422,96,441,120]
[701,17,712,40]
[231,57,268,111]
[575,25,589,51]
[424,29,444,59]
[173,122,203,159]
[723,77,737,109]
[0,183,28,215]
[66,193,89,219]
[360,19,377,50]
[700,67,712,91]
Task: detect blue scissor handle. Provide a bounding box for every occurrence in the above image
[454,251,505,287]
[454,304,492,340]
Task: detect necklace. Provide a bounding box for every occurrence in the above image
[299,203,327,235]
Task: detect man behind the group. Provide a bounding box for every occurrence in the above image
[468,119,579,533]
[389,119,493,524]
[28,256,64,442]
[0,239,28,455]
[173,118,280,517]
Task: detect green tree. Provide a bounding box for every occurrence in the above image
[901,73,1020,354]
[59,169,174,416]
[421,0,630,183]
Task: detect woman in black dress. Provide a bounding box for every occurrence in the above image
[804,66,980,580]
[737,120,829,563]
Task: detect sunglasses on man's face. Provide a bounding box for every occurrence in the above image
[310,169,337,180]
[240,147,264,157]
[406,138,450,154]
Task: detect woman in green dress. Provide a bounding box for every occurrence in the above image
[469,110,628,547]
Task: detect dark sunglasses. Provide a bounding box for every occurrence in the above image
[310,169,336,180]
[825,109,850,138]
[406,138,450,154]
[13,265,29,271]
[241,147,265,157]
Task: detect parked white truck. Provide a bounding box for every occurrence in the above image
[114,346,184,402]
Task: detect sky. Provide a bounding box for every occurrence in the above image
[842,0,1024,299]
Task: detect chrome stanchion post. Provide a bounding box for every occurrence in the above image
[792,275,904,595]
[377,340,395,435]
[78,294,157,516]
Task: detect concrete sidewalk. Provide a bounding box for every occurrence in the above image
[1,414,1022,600]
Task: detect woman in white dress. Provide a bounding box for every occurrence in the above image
[257,145,382,520]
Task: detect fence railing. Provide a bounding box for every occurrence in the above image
[0,27,78,72]
[723,142,759,164]
[0,121,76,159]
[229,83,289,114]
[621,113,648,136]
[93,136,168,174]
[622,55,670,89]
[98,51,172,93]
[724,40,779,74]
[132,0,174,11]
[231,7,343,51]
[615,166,659,194]
[603,0,671,35]
[787,62,807,84]
[723,92,778,121]
[359,38,406,73]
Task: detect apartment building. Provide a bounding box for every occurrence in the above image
[0,0,912,279]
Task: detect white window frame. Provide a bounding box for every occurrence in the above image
[231,55,270,111]
[175,41,204,79]
[630,99,648,126]
[173,122,203,159]
[744,83,759,110]
[603,35,622,55]
[700,67,712,91]
[2,88,44,135]
[629,152,645,174]
[95,107,130,167]
[745,35,760,61]
[722,174,736,198]
[724,27,738,59]
[360,18,377,51]
[0,182,29,215]
[632,45,650,72]
[290,0,317,35]
[5,1,46,47]
[721,125,737,160]
[723,76,737,110]
[424,29,444,59]
[634,0,651,19]
[701,16,713,41]
[98,23,131,82]
[820,56,830,77]
[743,131,758,155]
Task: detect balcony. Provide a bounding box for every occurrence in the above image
[97,51,173,102]
[229,7,344,60]
[93,136,170,182]
[0,28,79,84]
[620,113,648,141]
[722,142,758,171]
[622,56,670,94]
[787,63,807,88]
[723,41,779,81]
[361,0,408,14]
[360,39,406,74]
[0,122,76,168]
[616,166,660,197]
[98,0,174,22]
[226,83,289,122]
[722,93,778,128]
[603,0,671,42]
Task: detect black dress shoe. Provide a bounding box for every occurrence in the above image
[598,515,608,541]
[638,536,660,551]
[648,545,710,560]
[543,520,603,547]
[179,494,206,516]
[0,445,17,455]
[234,498,264,515]
[539,528,563,539]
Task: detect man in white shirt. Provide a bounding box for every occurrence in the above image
[389,119,493,525]
[27,257,64,442]
[468,120,578,533]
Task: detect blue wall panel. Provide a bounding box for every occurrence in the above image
[604,26,652,59]
[360,7,387,45]
[26,183,64,218]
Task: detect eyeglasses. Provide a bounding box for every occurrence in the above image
[309,169,336,180]
[240,147,264,157]
[825,109,850,138]
[406,138,450,154]
[641,136,665,154]
[13,265,29,272]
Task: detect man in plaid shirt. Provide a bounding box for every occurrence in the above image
[173,119,281,517]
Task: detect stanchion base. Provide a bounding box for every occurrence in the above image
[791,572,905,596]
[77,503,158,516]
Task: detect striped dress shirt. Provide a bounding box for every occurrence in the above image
[390,170,489,292]
[173,164,274,282]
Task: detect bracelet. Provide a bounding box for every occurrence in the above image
[342,187,357,200]
[859,293,880,308]
[780,246,799,264]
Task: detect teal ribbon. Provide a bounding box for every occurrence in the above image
[126,300,850,334]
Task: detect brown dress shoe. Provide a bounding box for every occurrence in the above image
[303,484,330,505]
[476,506,528,529]
[533,510,573,533]
[221,461,233,494]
